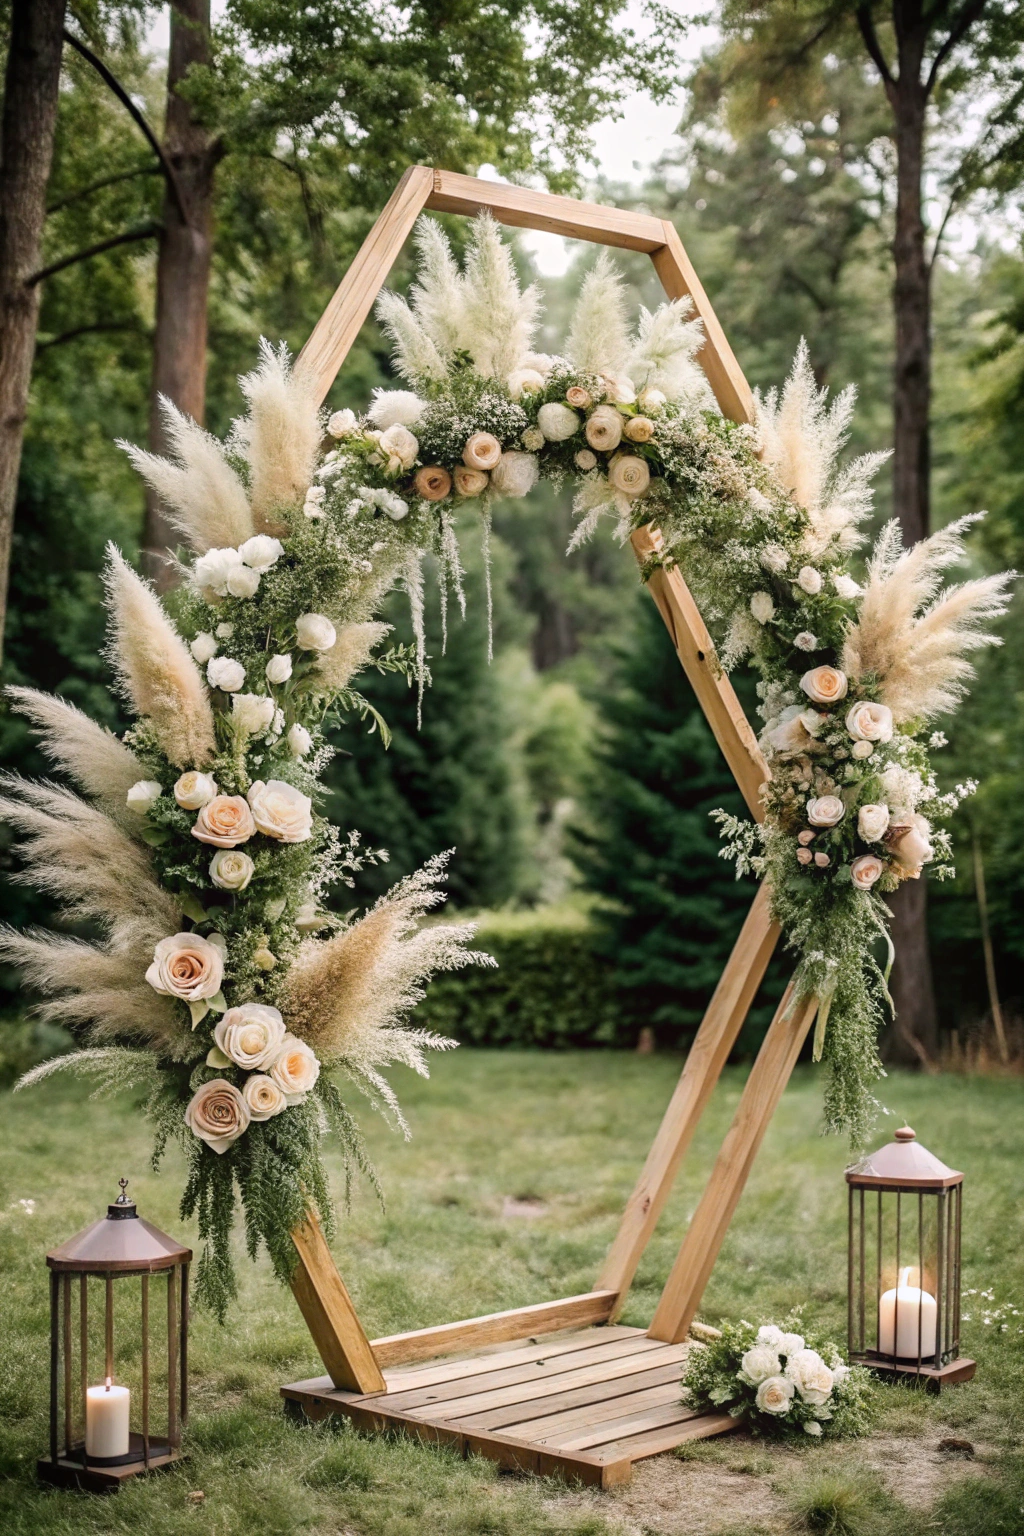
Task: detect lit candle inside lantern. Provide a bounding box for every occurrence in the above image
[85,1377,130,1460]
[879,1266,937,1358]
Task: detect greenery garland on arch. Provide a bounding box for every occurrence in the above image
[1,213,1013,1314]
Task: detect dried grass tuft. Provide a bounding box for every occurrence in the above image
[5,686,145,820]
[237,341,321,534]
[118,398,253,553]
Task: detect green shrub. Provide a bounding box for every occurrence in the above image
[421,903,628,1047]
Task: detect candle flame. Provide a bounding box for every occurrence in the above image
[899,1266,912,1288]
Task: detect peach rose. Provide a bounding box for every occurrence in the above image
[850,854,885,889]
[584,404,623,453]
[192,794,256,848]
[889,816,933,878]
[462,432,502,471]
[268,1034,320,1104]
[146,932,225,1002]
[241,1074,288,1122]
[846,700,893,743]
[185,1079,250,1154]
[566,386,592,409]
[453,465,489,497]
[624,415,655,443]
[246,779,313,843]
[414,465,452,501]
[800,666,848,706]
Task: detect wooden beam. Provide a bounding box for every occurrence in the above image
[295,164,434,406]
[650,221,754,427]
[646,988,818,1344]
[289,1216,386,1394]
[597,883,779,1314]
[425,169,668,253]
[370,1290,617,1368]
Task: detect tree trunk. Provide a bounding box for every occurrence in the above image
[0,0,67,660]
[143,0,219,585]
[884,877,938,1064]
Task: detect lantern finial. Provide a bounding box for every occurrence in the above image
[107,1179,137,1221]
[895,1126,916,1141]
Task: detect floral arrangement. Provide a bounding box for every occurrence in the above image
[1,213,1014,1312]
[681,1318,872,1439]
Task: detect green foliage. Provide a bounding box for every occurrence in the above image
[788,1472,876,1536]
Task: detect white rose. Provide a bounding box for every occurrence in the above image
[126,779,162,814]
[232,693,276,735]
[750,591,775,624]
[638,386,666,412]
[794,631,818,651]
[190,632,218,664]
[327,408,358,437]
[607,453,651,499]
[858,803,890,842]
[490,451,539,499]
[238,534,284,572]
[193,547,243,597]
[207,655,245,692]
[295,613,336,652]
[145,932,224,1002]
[368,389,424,429]
[786,1348,834,1406]
[779,1332,805,1357]
[756,1325,785,1348]
[225,562,261,599]
[796,566,822,595]
[521,426,545,451]
[754,1376,795,1415]
[574,449,597,471]
[242,1074,289,1122]
[851,739,874,760]
[173,771,219,810]
[833,572,861,600]
[537,402,580,442]
[376,422,418,474]
[739,1346,781,1384]
[215,1003,286,1070]
[584,404,623,452]
[268,1034,320,1103]
[287,723,312,758]
[247,778,313,843]
[846,700,894,743]
[265,653,293,685]
[851,853,885,889]
[507,367,545,400]
[185,1079,249,1154]
[807,795,845,828]
[800,666,848,705]
[209,849,255,891]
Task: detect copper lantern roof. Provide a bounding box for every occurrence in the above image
[845,1126,963,1190]
[46,1182,192,1273]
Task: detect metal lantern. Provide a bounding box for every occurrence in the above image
[847,1125,975,1391]
[37,1181,191,1492]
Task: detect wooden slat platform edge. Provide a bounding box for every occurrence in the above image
[288,1216,385,1394]
[369,1290,617,1368]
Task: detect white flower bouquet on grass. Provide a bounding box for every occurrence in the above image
[681,1317,872,1440]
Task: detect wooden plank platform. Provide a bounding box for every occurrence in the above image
[281,1326,736,1487]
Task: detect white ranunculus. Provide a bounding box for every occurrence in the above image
[607,453,650,499]
[287,723,312,758]
[368,389,425,429]
[833,572,862,600]
[327,408,358,437]
[490,451,539,499]
[537,402,580,442]
[796,566,822,595]
[851,739,874,759]
[754,1375,795,1415]
[232,693,276,735]
[242,1074,289,1121]
[800,666,848,706]
[740,1346,781,1384]
[584,404,623,452]
[146,932,225,1002]
[209,849,254,891]
[207,655,245,692]
[507,367,545,400]
[225,562,261,599]
[750,591,775,624]
[376,422,418,474]
[850,853,885,889]
[238,534,284,572]
[126,779,162,814]
[521,426,545,451]
[193,546,243,597]
[265,653,293,685]
[295,613,336,652]
[794,631,818,651]
[247,778,313,843]
[807,795,845,828]
[268,1033,320,1103]
[846,700,894,743]
[574,449,597,471]
[215,1003,286,1070]
[185,1079,249,1153]
[858,803,890,842]
[173,770,219,810]
[190,632,218,664]
[786,1349,834,1406]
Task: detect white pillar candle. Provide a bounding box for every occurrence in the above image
[878,1267,937,1358]
[85,1378,130,1459]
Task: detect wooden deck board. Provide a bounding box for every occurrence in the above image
[282,1325,736,1488]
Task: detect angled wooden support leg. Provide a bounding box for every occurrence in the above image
[289,1215,386,1394]
[646,987,818,1344]
[597,883,779,1316]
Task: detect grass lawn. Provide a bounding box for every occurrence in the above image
[1,1049,1022,1535]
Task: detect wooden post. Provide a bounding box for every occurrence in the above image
[289,1215,385,1394]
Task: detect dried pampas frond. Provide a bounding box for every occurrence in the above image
[237,341,321,533]
[316,622,391,693]
[375,290,449,386]
[843,516,1016,722]
[567,251,631,378]
[119,398,253,554]
[5,686,145,820]
[409,217,465,359]
[103,545,216,768]
[16,1046,160,1097]
[628,298,710,406]
[460,214,540,381]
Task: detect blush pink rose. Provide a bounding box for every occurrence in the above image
[192,794,256,848]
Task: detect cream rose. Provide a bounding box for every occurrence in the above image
[238,535,284,572]
[851,739,874,760]
[174,771,218,810]
[890,816,933,877]
[232,693,276,735]
[623,415,655,444]
[800,666,848,706]
[754,1376,795,1415]
[796,565,822,595]
[375,422,418,474]
[215,1003,286,1070]
[537,402,580,442]
[185,1079,250,1154]
[268,1034,320,1103]
[750,591,775,624]
[807,795,845,828]
[785,1349,834,1406]
[193,547,243,597]
[638,386,666,412]
[414,465,452,501]
[462,431,502,471]
[207,656,245,692]
[756,1325,784,1347]
[146,932,224,1002]
[241,1074,288,1122]
[287,723,312,758]
[192,794,256,848]
[599,371,636,405]
[126,779,162,814]
[247,779,313,843]
[453,464,488,498]
[850,853,885,889]
[190,632,218,664]
[490,451,539,499]
[225,563,260,599]
[607,453,650,499]
[209,849,254,891]
[295,613,336,652]
[858,803,890,842]
[584,404,623,452]
[265,653,293,685]
[574,449,597,471]
[846,700,893,743]
[328,408,357,437]
[740,1346,781,1384]
[565,386,592,409]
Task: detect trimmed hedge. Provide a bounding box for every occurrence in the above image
[422,904,628,1048]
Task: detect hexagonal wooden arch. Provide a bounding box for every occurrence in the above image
[280,167,819,1487]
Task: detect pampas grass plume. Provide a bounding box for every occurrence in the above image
[5,686,146,820]
[316,622,391,692]
[567,251,631,378]
[460,213,540,381]
[118,398,253,553]
[238,341,321,533]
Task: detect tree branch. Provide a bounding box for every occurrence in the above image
[856,5,896,89]
[47,162,160,215]
[925,0,989,95]
[37,320,146,351]
[62,28,190,226]
[26,222,161,286]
